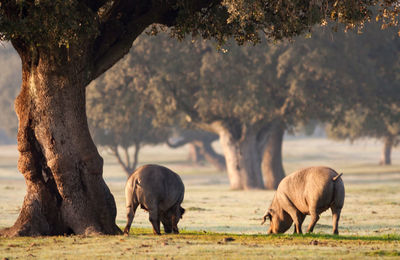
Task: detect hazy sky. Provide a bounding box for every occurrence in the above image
[0,42,21,143]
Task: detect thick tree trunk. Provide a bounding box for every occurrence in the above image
[379,135,394,165]
[215,124,264,190]
[261,123,286,189]
[0,47,120,236]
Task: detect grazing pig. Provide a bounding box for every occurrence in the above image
[261,166,344,235]
[123,164,185,235]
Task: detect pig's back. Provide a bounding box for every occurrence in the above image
[279,166,338,214]
[136,164,184,211]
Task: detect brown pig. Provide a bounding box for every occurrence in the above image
[261,166,344,235]
[123,164,185,235]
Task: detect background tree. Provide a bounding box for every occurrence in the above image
[0,0,388,236]
[118,32,354,190]
[327,107,399,165]
[87,63,170,177]
[319,23,400,165]
[87,46,225,174]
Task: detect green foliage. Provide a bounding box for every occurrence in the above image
[0,0,98,47]
[123,31,354,135]
[323,22,400,144]
[327,106,399,142]
[95,22,400,145]
[171,0,377,46]
[1,0,393,49]
[87,57,170,150]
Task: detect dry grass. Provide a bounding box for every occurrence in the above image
[1,231,399,259]
[0,137,399,259]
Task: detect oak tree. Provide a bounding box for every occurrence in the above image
[0,0,390,236]
[123,32,358,190]
[87,66,170,177]
[324,23,400,165]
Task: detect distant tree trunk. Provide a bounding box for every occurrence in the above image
[188,140,226,171]
[200,140,226,172]
[260,122,286,189]
[132,143,140,172]
[379,135,394,165]
[0,45,120,237]
[111,144,139,177]
[168,130,225,171]
[188,143,205,163]
[214,123,264,190]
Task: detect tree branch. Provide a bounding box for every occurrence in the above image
[91,1,178,80]
[90,0,219,82]
[123,146,131,171]
[110,145,130,176]
[132,142,140,171]
[81,0,110,12]
[166,137,193,148]
[200,140,226,171]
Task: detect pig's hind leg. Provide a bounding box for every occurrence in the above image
[306,208,320,233]
[292,213,306,234]
[171,205,182,234]
[331,207,342,235]
[124,202,139,235]
[149,208,161,235]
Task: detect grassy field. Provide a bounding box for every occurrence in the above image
[0,136,400,259]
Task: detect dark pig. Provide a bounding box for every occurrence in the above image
[261,166,344,235]
[123,164,185,235]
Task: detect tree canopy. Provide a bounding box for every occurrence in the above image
[1,1,395,64]
[91,29,362,189]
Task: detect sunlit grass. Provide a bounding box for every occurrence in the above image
[1,230,399,259]
[0,137,399,259]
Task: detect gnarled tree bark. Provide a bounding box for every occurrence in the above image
[0,45,120,237]
[213,122,264,190]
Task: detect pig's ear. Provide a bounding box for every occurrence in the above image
[180,207,186,218]
[261,211,272,225]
